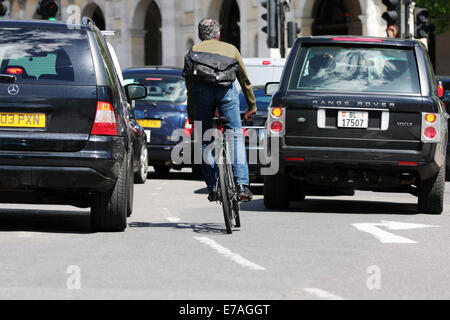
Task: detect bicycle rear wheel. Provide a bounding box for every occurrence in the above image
[218,155,233,234]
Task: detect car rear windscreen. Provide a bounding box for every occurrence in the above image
[239,89,271,112]
[289,45,421,94]
[123,75,187,104]
[0,28,95,85]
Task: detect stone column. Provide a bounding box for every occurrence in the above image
[128,29,147,67]
[359,0,384,37]
[160,0,177,66]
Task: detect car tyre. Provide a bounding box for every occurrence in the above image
[134,145,148,184]
[418,165,445,215]
[264,173,290,209]
[91,154,128,232]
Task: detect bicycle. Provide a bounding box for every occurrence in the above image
[212,116,241,234]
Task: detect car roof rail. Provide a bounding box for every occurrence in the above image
[101,30,117,37]
[81,16,96,27]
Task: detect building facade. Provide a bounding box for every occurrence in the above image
[6,0,449,74]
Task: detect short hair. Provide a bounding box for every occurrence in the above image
[198,18,220,41]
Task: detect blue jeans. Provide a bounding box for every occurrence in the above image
[192,83,249,192]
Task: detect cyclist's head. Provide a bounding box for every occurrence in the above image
[198,18,220,41]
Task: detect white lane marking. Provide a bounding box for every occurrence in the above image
[352,220,439,244]
[303,288,344,300]
[166,217,181,223]
[194,236,266,271]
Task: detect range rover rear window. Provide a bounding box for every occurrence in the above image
[0,28,95,85]
[289,45,420,94]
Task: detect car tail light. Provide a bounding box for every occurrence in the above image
[262,60,271,65]
[271,107,283,118]
[421,112,441,143]
[424,113,436,123]
[268,104,286,135]
[91,101,117,136]
[270,121,283,133]
[438,82,444,98]
[184,118,192,137]
[6,67,24,74]
[424,126,436,139]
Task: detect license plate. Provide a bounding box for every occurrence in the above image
[137,119,161,128]
[0,112,46,128]
[337,111,368,128]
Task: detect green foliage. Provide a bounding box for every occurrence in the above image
[415,0,450,34]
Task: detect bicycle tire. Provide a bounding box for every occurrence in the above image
[218,153,233,234]
[226,162,240,228]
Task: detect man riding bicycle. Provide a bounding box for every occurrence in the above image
[183,18,256,202]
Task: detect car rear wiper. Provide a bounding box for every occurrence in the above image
[0,74,16,82]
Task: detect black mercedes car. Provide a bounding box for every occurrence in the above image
[0,19,147,231]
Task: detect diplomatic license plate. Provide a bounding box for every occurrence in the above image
[337,111,368,128]
[137,119,161,128]
[0,112,46,128]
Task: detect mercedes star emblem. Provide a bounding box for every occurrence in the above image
[7,84,19,96]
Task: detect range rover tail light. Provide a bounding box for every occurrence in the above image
[421,112,441,143]
[91,101,118,136]
[271,107,283,118]
[268,104,286,135]
[270,121,283,133]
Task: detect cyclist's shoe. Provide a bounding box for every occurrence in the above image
[238,185,253,202]
[208,191,219,202]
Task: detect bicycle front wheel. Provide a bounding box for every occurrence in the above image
[218,158,233,234]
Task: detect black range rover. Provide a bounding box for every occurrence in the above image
[264,36,447,214]
[0,20,146,231]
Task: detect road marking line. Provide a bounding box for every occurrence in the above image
[194,236,266,271]
[166,217,181,223]
[303,288,344,300]
[352,221,438,244]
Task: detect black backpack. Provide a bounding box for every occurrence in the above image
[183,49,239,87]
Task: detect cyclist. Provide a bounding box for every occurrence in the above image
[183,18,256,202]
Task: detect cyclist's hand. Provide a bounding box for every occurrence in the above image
[244,109,256,120]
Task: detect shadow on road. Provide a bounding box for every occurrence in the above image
[0,208,93,234]
[129,221,237,235]
[147,170,200,181]
[240,198,418,215]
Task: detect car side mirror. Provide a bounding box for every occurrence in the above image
[265,82,279,96]
[125,84,147,100]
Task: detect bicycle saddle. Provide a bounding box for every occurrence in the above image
[212,116,229,127]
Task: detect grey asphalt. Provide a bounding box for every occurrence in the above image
[0,168,449,300]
